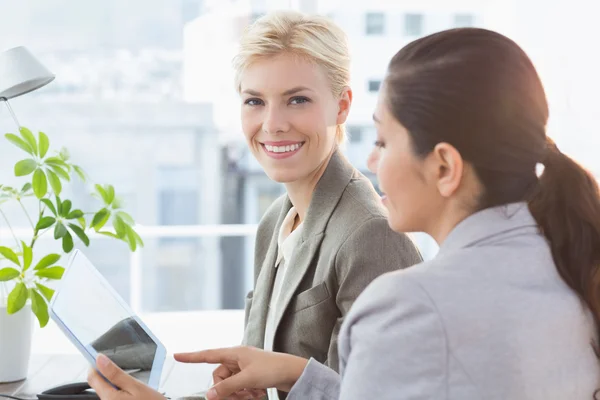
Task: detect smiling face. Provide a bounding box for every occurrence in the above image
[239,53,351,183]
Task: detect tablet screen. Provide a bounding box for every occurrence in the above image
[51,250,162,386]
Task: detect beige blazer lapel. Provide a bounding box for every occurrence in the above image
[270,148,355,338]
[270,232,324,337]
[243,198,292,347]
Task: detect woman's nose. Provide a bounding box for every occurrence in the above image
[262,106,290,135]
[367,148,379,174]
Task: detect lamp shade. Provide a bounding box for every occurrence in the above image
[0,46,55,100]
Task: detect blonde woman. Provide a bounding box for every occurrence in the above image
[234,10,419,384]
[87,11,421,400]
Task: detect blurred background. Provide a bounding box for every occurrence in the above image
[0,0,597,317]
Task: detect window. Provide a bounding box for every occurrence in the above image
[366,12,385,35]
[159,190,199,226]
[368,80,382,92]
[454,14,475,27]
[347,126,363,143]
[404,13,424,36]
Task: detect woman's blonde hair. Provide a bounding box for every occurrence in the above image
[232,10,351,144]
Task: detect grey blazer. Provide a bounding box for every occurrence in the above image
[288,203,600,400]
[243,150,422,374]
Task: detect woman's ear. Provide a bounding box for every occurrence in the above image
[336,86,352,125]
[430,142,464,198]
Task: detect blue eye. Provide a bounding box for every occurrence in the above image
[374,140,385,149]
[289,96,310,105]
[244,98,263,106]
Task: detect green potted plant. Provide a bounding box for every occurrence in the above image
[0,126,143,383]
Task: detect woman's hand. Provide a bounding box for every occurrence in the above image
[87,354,167,400]
[210,365,266,400]
[175,346,308,400]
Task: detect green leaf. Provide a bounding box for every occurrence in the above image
[33,169,48,198]
[116,211,135,225]
[60,199,72,217]
[35,283,55,302]
[22,241,32,271]
[0,267,20,281]
[21,182,32,194]
[125,225,138,252]
[45,157,68,167]
[44,157,67,169]
[73,165,86,181]
[112,196,124,209]
[133,229,144,247]
[95,184,110,204]
[106,185,115,205]
[92,208,110,231]
[41,198,57,216]
[7,283,27,314]
[46,169,62,196]
[68,223,89,246]
[38,131,50,158]
[30,289,49,328]
[36,216,56,231]
[97,231,119,239]
[62,232,74,253]
[0,246,20,266]
[67,210,83,220]
[34,253,61,270]
[5,133,34,155]
[20,127,38,155]
[14,159,37,176]
[55,195,62,215]
[113,216,127,239]
[77,217,87,230]
[48,165,70,181]
[35,266,65,280]
[54,222,67,239]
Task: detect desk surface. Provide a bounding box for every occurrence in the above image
[0,354,212,399]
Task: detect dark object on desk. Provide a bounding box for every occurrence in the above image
[37,382,99,400]
[91,317,157,372]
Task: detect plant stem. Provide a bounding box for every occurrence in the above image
[29,208,44,248]
[30,226,52,248]
[0,207,21,248]
[30,230,39,248]
[18,199,35,230]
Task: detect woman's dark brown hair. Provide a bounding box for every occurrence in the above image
[384,27,600,361]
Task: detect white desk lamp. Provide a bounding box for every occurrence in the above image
[0,46,55,130]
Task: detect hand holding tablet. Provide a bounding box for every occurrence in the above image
[49,249,166,390]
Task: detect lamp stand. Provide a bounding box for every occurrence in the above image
[0,97,22,132]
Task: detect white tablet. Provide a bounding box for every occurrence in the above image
[49,249,166,390]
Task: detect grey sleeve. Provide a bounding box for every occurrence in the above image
[287,358,341,400]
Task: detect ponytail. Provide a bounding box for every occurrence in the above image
[528,138,600,351]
